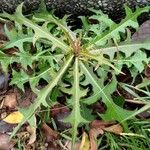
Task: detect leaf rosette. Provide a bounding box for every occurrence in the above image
[0,3,149,148]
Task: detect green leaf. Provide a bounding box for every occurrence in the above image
[86,6,150,49]
[112,50,149,73]
[29,67,54,93]
[0,3,149,147]
[11,55,73,138]
[2,26,33,51]
[121,103,150,123]
[34,12,76,42]
[2,4,70,52]
[64,58,88,148]
[81,52,122,74]
[0,51,14,72]
[16,51,33,69]
[90,39,150,60]
[136,78,150,88]
[10,70,29,92]
[126,50,148,73]
[80,62,134,124]
[89,8,114,28]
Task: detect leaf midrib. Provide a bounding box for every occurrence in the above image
[86,8,147,50]
[16,15,69,52]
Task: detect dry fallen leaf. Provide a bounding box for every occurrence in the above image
[24,144,35,150]
[51,104,70,117]
[1,112,7,119]
[79,132,90,150]
[65,141,81,150]
[51,104,71,131]
[3,111,24,124]
[0,120,16,133]
[47,141,61,150]
[90,120,115,129]
[104,124,123,135]
[17,131,30,142]
[42,123,59,143]
[132,20,150,41]
[17,88,36,108]
[3,93,17,109]
[89,120,123,149]
[89,128,104,150]
[0,133,16,150]
[145,64,150,77]
[26,126,36,145]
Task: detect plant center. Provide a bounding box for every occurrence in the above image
[72,39,81,57]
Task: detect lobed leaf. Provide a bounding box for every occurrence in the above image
[0,4,70,52]
[63,58,88,148]
[86,6,150,49]
[80,62,134,125]
[90,39,150,60]
[11,55,73,137]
